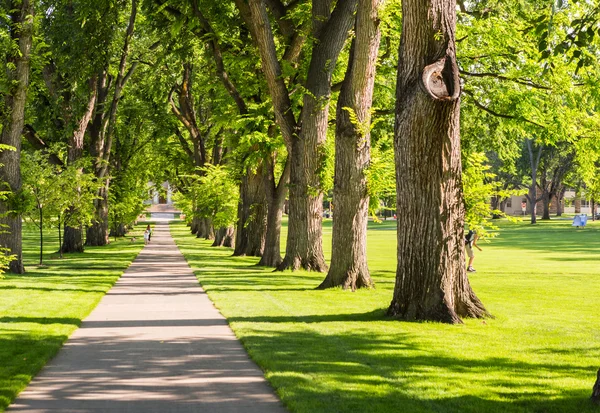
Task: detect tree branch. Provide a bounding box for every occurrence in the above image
[463,90,546,129]
[461,69,551,90]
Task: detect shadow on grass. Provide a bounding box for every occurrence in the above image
[243,328,598,413]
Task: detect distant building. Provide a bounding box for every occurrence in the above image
[502,188,595,216]
[146,182,173,206]
[145,182,179,219]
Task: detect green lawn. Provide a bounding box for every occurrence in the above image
[0,224,145,411]
[171,218,600,413]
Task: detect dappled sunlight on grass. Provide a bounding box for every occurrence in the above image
[0,224,144,411]
[172,219,600,413]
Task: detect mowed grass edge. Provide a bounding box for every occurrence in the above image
[0,224,146,411]
[171,218,600,413]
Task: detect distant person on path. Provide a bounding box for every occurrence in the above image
[465,229,482,272]
[144,229,150,245]
[146,224,153,242]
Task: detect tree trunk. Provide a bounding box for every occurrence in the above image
[0,0,34,274]
[556,191,564,217]
[277,0,358,272]
[213,226,235,247]
[258,156,290,267]
[526,139,542,225]
[62,78,97,254]
[86,183,110,246]
[62,220,84,253]
[191,216,200,235]
[233,169,267,257]
[528,183,537,224]
[197,218,214,240]
[387,0,489,323]
[541,191,551,220]
[319,0,381,290]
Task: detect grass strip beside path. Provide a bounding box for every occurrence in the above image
[0,224,145,411]
[171,219,600,413]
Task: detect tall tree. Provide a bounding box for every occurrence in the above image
[243,0,358,271]
[0,0,34,273]
[86,0,138,246]
[318,0,382,290]
[387,0,489,323]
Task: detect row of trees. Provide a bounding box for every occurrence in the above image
[1,0,599,322]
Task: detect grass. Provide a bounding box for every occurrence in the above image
[0,224,145,411]
[171,218,600,413]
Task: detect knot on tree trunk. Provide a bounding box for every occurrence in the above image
[421,55,460,102]
[592,368,600,405]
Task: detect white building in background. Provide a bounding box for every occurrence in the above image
[146,182,174,206]
[502,188,595,216]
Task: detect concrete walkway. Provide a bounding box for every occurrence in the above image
[10,223,286,413]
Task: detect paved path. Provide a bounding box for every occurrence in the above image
[10,223,286,413]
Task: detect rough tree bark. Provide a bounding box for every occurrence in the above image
[258,156,291,267]
[212,226,235,248]
[318,0,381,290]
[387,0,489,323]
[234,169,267,257]
[87,0,137,246]
[62,78,97,253]
[276,0,358,271]
[0,0,34,274]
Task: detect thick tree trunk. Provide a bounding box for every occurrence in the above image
[191,216,200,235]
[0,0,33,274]
[258,195,285,267]
[258,157,290,267]
[541,191,551,220]
[234,169,267,257]
[213,226,235,247]
[387,0,489,323]
[62,218,84,253]
[319,0,381,290]
[86,183,110,246]
[197,218,214,240]
[277,0,358,272]
[62,79,97,254]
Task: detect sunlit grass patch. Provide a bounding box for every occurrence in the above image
[172,218,600,413]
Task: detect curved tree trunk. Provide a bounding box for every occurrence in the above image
[234,169,266,257]
[258,156,290,267]
[0,0,33,274]
[277,0,358,272]
[319,0,381,290]
[387,0,489,324]
[86,183,110,246]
